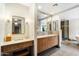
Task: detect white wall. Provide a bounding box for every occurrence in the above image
[28,4,37,55]
[0,4,5,42]
[4,3,31,40]
[0,3,36,56]
[0,3,36,41]
[0,3,5,56]
[59,7,79,40]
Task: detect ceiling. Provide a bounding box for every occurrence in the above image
[37,3,79,20]
[21,3,79,15]
[37,11,49,20]
[20,3,79,20]
[37,3,79,15]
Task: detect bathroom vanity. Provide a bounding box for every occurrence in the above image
[1,39,34,56]
[36,9,60,54]
[37,34,59,53]
[1,15,34,56]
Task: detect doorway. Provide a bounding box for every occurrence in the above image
[61,20,69,40]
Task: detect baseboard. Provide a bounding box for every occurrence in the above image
[68,39,77,41]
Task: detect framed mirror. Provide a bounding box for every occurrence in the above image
[12,16,25,34]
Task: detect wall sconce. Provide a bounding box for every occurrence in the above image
[7,20,10,23]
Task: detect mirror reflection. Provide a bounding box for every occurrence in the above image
[37,10,52,35]
[12,16,25,34]
[37,10,59,35]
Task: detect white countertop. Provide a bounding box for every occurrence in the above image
[1,39,33,46]
[37,34,58,39]
[1,34,58,46]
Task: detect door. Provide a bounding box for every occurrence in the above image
[61,20,69,40]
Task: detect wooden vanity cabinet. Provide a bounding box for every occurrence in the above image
[37,36,58,53]
[1,40,34,56]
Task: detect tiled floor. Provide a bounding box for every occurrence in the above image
[38,40,79,56]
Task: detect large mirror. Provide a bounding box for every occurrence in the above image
[12,16,25,34]
[37,10,52,35]
[37,11,59,35]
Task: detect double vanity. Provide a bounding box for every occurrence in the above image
[0,3,61,56]
[1,15,60,56]
[1,33,59,56]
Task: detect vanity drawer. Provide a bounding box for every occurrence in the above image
[1,41,33,53]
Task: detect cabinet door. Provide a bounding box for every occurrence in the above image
[37,38,47,53]
[37,36,58,53]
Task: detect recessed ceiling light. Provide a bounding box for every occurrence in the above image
[38,5,42,9]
